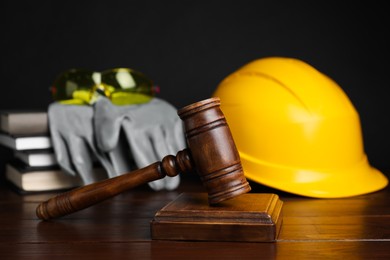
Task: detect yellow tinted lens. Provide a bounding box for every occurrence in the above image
[100,68,154,105]
[51,69,95,104]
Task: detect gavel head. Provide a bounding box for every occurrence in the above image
[177,97,251,204]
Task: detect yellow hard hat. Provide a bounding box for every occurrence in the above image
[212,57,388,198]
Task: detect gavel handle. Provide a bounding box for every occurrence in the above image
[36,162,165,220]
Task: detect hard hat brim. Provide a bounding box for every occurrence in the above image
[242,155,388,198]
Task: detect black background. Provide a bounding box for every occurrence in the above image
[1,1,389,177]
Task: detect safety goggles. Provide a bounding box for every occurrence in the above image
[50,68,159,105]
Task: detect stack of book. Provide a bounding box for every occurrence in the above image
[0,110,83,193]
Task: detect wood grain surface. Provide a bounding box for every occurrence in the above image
[1,176,390,259]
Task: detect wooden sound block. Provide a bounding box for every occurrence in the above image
[150,192,283,242]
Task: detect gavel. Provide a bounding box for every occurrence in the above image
[36,97,251,220]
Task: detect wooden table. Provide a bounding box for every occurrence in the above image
[1,175,390,259]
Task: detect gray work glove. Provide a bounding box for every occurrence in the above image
[48,103,117,184]
[93,97,186,191]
